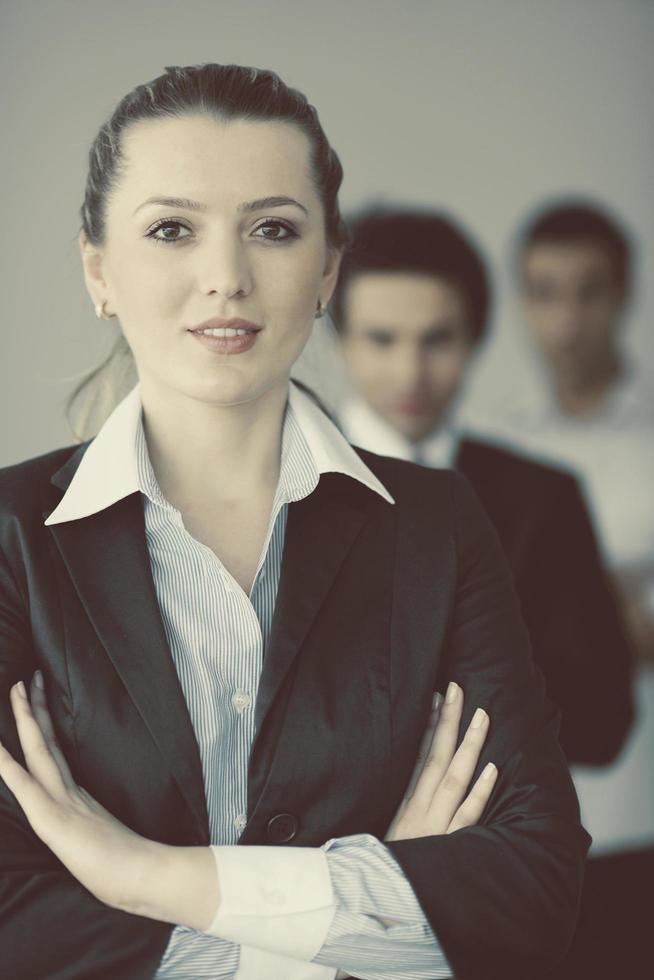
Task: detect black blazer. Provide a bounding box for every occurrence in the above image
[456,437,635,765]
[0,443,590,980]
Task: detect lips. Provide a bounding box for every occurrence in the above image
[396,400,429,416]
[189,317,261,336]
[188,318,262,354]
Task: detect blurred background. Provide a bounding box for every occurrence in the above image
[2,0,653,462]
[2,1,653,976]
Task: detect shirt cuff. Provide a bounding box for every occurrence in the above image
[205,845,337,962]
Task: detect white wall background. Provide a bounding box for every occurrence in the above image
[1,0,653,464]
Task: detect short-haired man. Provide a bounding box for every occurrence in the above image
[490,197,654,980]
[507,200,654,661]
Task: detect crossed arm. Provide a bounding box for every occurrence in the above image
[0,674,497,942]
[0,472,589,979]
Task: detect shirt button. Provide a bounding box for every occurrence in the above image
[234,813,247,833]
[231,690,252,713]
[263,888,285,907]
[267,813,299,843]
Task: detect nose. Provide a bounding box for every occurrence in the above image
[394,343,424,390]
[197,235,253,300]
[551,297,586,344]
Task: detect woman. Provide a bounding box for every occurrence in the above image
[0,64,588,980]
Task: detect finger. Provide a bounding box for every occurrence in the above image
[446,762,498,834]
[403,692,443,801]
[383,692,444,841]
[0,736,62,839]
[10,683,70,800]
[411,681,464,807]
[426,706,490,824]
[30,673,76,790]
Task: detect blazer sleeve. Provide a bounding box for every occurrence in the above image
[519,474,635,764]
[385,472,591,980]
[0,544,172,980]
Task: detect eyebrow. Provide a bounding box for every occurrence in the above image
[132,195,309,216]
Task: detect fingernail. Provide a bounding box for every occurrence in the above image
[432,692,443,709]
[471,707,487,729]
[446,681,459,704]
[15,681,27,699]
[483,762,497,780]
[34,670,44,690]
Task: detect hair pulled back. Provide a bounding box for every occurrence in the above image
[81,63,346,249]
[71,63,346,438]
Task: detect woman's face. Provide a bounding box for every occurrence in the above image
[81,113,340,408]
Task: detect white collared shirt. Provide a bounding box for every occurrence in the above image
[46,382,449,980]
[46,382,393,527]
[339,396,458,470]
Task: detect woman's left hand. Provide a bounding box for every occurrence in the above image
[0,674,218,929]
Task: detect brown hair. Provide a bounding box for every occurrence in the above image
[70,63,346,438]
[332,206,491,343]
[517,198,632,296]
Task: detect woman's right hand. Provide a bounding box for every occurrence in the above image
[385,681,498,841]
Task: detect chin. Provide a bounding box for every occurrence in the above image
[193,369,290,408]
[549,353,584,378]
[394,416,441,443]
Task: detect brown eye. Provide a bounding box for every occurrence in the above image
[147,220,192,244]
[253,220,296,242]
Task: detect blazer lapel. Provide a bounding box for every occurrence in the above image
[47,453,209,841]
[246,476,375,824]
[253,475,371,734]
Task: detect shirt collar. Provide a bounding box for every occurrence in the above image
[46,382,393,527]
[45,384,142,526]
[287,384,394,502]
[340,395,458,469]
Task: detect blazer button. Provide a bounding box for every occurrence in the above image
[267,813,299,843]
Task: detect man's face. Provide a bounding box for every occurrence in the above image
[522,240,625,381]
[340,272,475,442]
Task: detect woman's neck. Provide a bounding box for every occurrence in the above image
[140,379,289,510]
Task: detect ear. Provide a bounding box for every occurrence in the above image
[78,229,112,314]
[318,245,344,307]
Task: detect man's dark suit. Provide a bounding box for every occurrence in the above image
[456,437,634,765]
[0,443,589,980]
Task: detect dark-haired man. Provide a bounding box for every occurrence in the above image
[332,207,634,768]
[499,201,654,665]
[473,197,654,980]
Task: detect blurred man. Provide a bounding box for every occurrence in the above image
[522,202,633,418]
[511,201,654,664]
[332,206,634,766]
[481,199,654,978]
